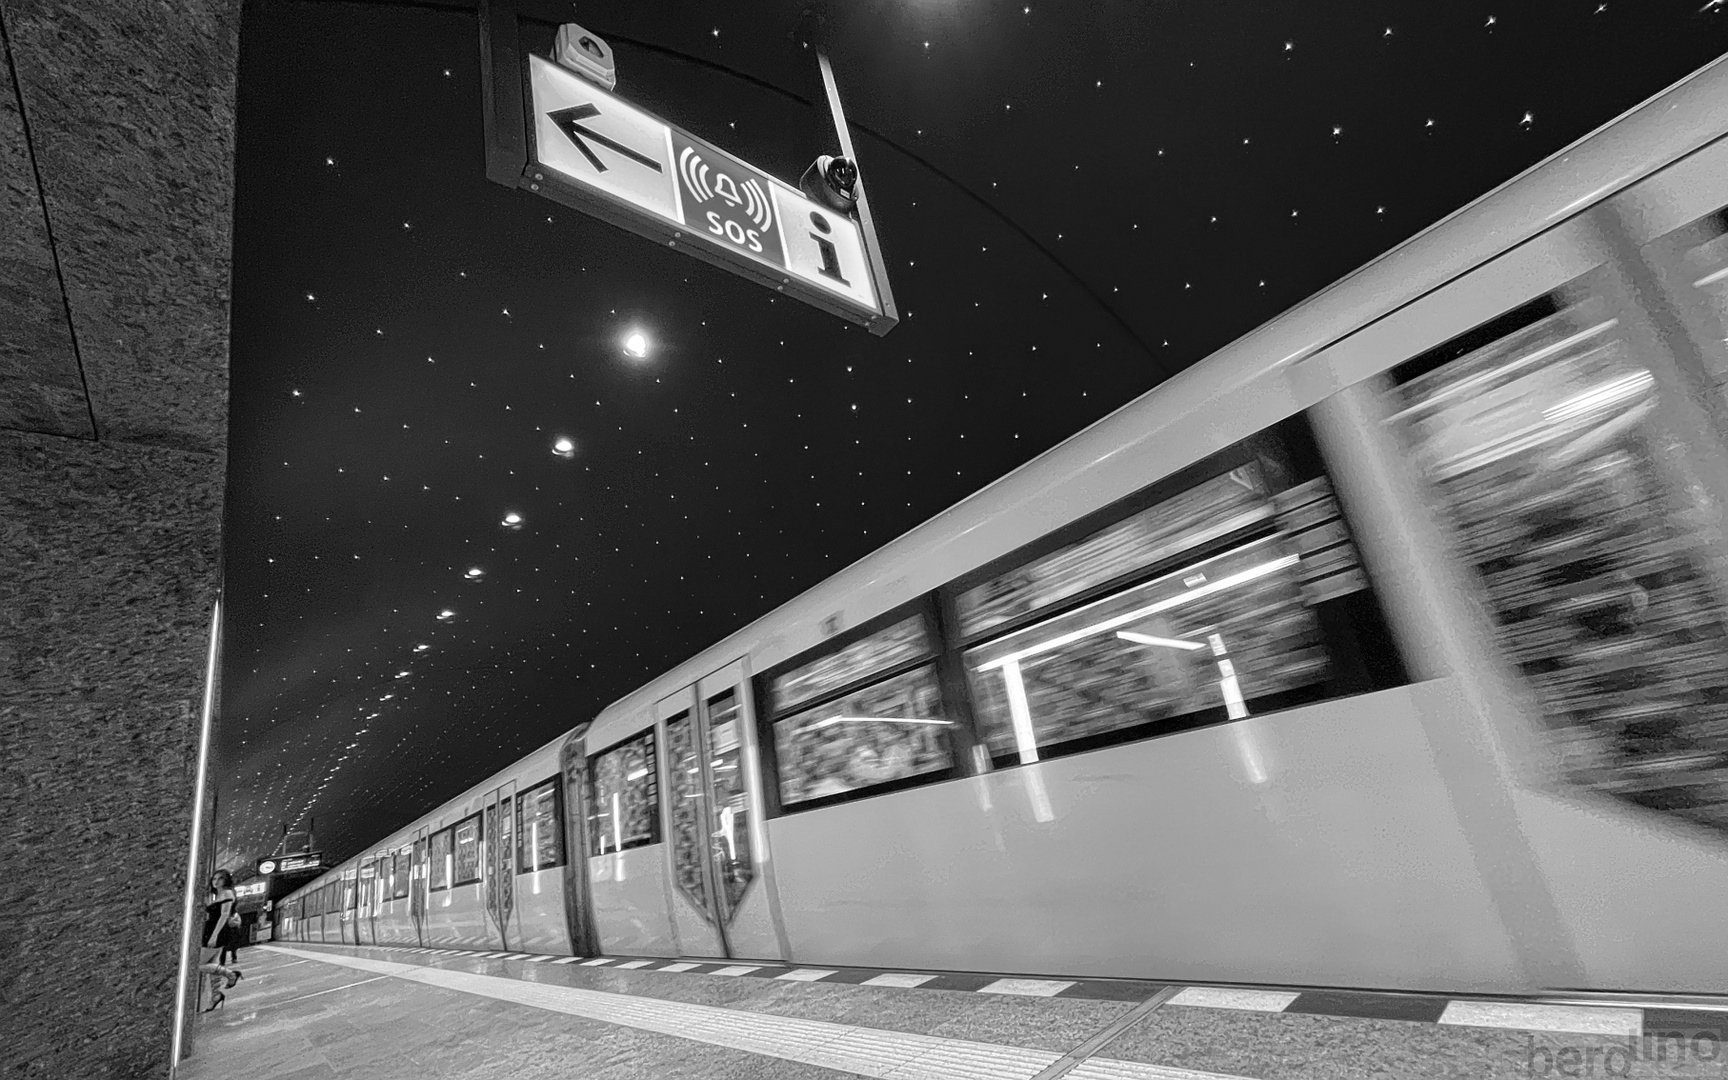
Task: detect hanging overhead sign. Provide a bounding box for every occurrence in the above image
[515,52,889,331]
[256,852,322,875]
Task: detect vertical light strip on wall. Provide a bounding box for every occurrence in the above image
[169,597,221,1073]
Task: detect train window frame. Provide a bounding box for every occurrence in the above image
[947,434,1284,647]
[945,414,1409,770]
[450,812,485,888]
[588,728,662,856]
[427,826,454,892]
[392,848,411,900]
[755,596,966,816]
[516,775,567,874]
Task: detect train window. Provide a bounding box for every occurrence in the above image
[705,688,754,910]
[1390,271,1728,836]
[760,604,959,812]
[955,417,1403,766]
[451,814,484,887]
[768,613,933,713]
[663,710,709,912]
[772,666,953,807]
[428,827,453,891]
[392,849,410,900]
[589,730,660,855]
[516,777,566,873]
[956,468,1279,639]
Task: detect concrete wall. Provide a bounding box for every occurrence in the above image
[0,0,238,1074]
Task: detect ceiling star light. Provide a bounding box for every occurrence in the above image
[623,331,649,359]
[552,436,576,458]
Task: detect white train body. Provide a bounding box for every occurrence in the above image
[279,53,1728,995]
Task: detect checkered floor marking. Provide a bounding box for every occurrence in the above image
[280,942,1722,1037]
[1439,1001,1641,1037]
[981,978,1076,997]
[864,973,937,989]
[1168,987,1299,1012]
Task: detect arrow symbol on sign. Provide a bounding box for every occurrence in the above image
[547,104,663,174]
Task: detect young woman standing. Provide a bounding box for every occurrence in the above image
[198,870,243,1011]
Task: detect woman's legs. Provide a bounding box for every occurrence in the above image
[197,962,231,1008]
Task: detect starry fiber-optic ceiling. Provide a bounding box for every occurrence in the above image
[213,0,1728,871]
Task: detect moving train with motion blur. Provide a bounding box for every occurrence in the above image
[278,53,1728,997]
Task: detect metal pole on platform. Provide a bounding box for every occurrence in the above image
[815,52,899,329]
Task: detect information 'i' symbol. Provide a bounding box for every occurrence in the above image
[808,211,848,285]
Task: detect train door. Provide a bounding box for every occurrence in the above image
[658,660,787,962]
[345,868,360,945]
[409,828,429,948]
[484,781,518,951]
[357,860,376,946]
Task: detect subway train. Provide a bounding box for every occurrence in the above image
[277,52,1728,996]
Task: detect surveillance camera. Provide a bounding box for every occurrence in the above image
[799,154,858,215]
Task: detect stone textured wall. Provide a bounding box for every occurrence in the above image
[0,0,238,1074]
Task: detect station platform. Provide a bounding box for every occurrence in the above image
[179,943,1727,1080]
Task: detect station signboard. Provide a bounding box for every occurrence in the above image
[519,53,888,331]
[256,852,322,875]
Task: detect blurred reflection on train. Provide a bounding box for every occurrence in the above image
[279,53,1728,996]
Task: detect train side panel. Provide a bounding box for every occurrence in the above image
[768,681,1518,992]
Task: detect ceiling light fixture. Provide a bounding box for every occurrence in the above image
[623,331,649,359]
[552,436,576,458]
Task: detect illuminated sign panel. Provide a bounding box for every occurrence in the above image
[257,852,323,875]
[234,882,267,898]
[525,55,880,322]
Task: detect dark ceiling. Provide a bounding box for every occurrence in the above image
[214,0,1728,870]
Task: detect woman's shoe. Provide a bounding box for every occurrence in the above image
[225,970,244,989]
[204,990,225,1012]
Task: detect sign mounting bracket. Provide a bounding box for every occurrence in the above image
[816,51,899,330]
